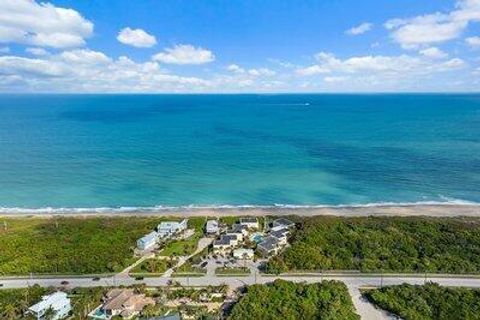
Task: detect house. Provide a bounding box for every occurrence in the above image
[239,217,259,230]
[233,248,254,260]
[257,236,281,256]
[231,224,249,237]
[28,291,71,320]
[213,235,238,254]
[272,218,295,229]
[205,220,219,235]
[89,289,155,320]
[270,228,289,245]
[157,219,188,238]
[137,231,158,251]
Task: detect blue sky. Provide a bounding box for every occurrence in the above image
[0,0,479,92]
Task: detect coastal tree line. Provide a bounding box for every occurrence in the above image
[265,216,480,274]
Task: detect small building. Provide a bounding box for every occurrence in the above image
[233,248,254,260]
[272,218,295,229]
[239,217,259,230]
[257,236,281,256]
[206,220,219,235]
[157,219,188,238]
[89,289,155,320]
[28,291,71,320]
[137,231,158,251]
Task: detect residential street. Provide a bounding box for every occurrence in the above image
[2,272,480,319]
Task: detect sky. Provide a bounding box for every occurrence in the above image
[0,0,480,93]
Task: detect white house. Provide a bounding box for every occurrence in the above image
[239,217,259,230]
[137,231,158,251]
[157,219,188,238]
[213,235,238,254]
[233,248,254,260]
[28,291,71,320]
[206,220,219,235]
[272,218,295,229]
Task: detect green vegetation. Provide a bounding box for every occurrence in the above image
[131,258,177,275]
[0,285,48,320]
[215,267,250,275]
[0,217,162,275]
[228,279,359,320]
[364,283,480,320]
[0,285,106,320]
[265,216,480,274]
[159,217,205,257]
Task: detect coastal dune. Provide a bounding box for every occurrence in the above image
[1,204,479,218]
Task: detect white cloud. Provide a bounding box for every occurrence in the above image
[226,64,275,76]
[0,0,93,48]
[226,64,245,73]
[346,22,373,35]
[385,0,480,49]
[419,47,448,59]
[324,76,348,83]
[296,52,465,77]
[117,27,157,48]
[0,50,211,92]
[26,47,49,56]
[466,36,480,47]
[152,44,214,65]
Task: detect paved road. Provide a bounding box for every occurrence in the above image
[3,273,479,319]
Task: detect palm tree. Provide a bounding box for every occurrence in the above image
[43,306,57,320]
[2,303,19,320]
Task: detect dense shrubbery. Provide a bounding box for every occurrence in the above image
[0,217,160,275]
[364,283,480,320]
[227,279,359,320]
[265,217,480,274]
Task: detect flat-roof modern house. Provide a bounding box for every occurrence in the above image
[272,218,295,229]
[136,231,158,251]
[239,217,259,230]
[157,219,188,238]
[257,236,281,257]
[88,289,155,320]
[28,291,71,320]
[206,220,219,235]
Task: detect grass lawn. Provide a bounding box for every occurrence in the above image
[0,217,161,275]
[158,217,206,257]
[131,258,177,275]
[215,267,250,275]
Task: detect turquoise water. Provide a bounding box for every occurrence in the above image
[0,94,479,211]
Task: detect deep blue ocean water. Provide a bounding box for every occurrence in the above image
[0,94,479,211]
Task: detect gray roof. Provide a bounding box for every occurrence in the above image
[273,218,295,227]
[214,234,237,246]
[271,229,288,239]
[231,224,248,233]
[258,236,279,251]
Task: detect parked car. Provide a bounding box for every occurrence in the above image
[200,261,208,268]
[60,281,69,286]
[134,276,144,281]
[92,277,100,281]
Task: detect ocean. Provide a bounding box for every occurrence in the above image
[0,94,479,212]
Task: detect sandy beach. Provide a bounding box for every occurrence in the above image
[1,204,479,219]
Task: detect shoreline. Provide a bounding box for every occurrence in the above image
[1,204,479,218]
